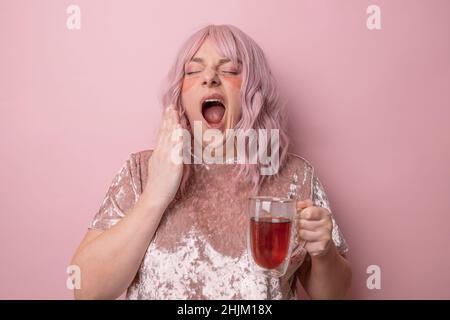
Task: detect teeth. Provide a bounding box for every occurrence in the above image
[204,99,224,104]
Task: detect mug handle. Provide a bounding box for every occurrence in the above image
[287,171,309,258]
[291,216,307,258]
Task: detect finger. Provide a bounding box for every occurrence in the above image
[170,125,183,144]
[163,105,176,128]
[170,105,181,123]
[157,112,171,145]
[163,105,174,122]
[158,105,179,146]
[298,229,321,242]
[299,207,323,220]
[165,104,174,114]
[168,108,180,128]
[162,114,169,131]
[167,122,184,147]
[157,129,166,147]
[156,123,165,146]
[166,108,174,122]
[296,199,314,210]
[297,218,324,231]
[167,117,180,137]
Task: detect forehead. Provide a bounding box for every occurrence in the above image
[192,38,223,59]
[188,38,239,65]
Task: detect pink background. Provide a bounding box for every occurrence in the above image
[1,0,449,299]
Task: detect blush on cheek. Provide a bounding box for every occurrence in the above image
[182,77,198,93]
[222,76,242,90]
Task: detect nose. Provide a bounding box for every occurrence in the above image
[202,69,221,87]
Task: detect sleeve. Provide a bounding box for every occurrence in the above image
[312,173,349,255]
[88,154,141,230]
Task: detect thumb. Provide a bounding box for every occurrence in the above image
[296,199,314,210]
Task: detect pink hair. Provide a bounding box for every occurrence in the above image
[161,24,290,197]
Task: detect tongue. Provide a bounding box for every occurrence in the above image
[203,105,225,124]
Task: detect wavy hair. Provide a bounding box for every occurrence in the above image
[161,24,290,197]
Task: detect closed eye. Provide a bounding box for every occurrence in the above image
[185,71,200,75]
[222,71,239,75]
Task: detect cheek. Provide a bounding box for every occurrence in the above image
[180,89,198,122]
[222,76,242,91]
[181,76,199,93]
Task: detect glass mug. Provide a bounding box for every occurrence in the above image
[247,196,303,277]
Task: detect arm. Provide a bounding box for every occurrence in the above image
[295,200,352,299]
[298,243,352,299]
[71,105,183,299]
[71,193,166,300]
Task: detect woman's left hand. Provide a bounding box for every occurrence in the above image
[296,200,334,258]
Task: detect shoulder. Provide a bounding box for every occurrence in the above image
[286,152,328,188]
[285,151,315,176]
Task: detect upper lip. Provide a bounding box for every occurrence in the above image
[200,93,226,109]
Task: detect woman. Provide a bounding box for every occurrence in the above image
[71,24,352,300]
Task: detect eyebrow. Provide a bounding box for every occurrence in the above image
[188,57,241,65]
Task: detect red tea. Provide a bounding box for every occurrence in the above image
[250,216,292,269]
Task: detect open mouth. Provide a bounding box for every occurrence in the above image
[201,96,226,128]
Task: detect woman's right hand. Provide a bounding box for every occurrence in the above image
[143,105,184,211]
